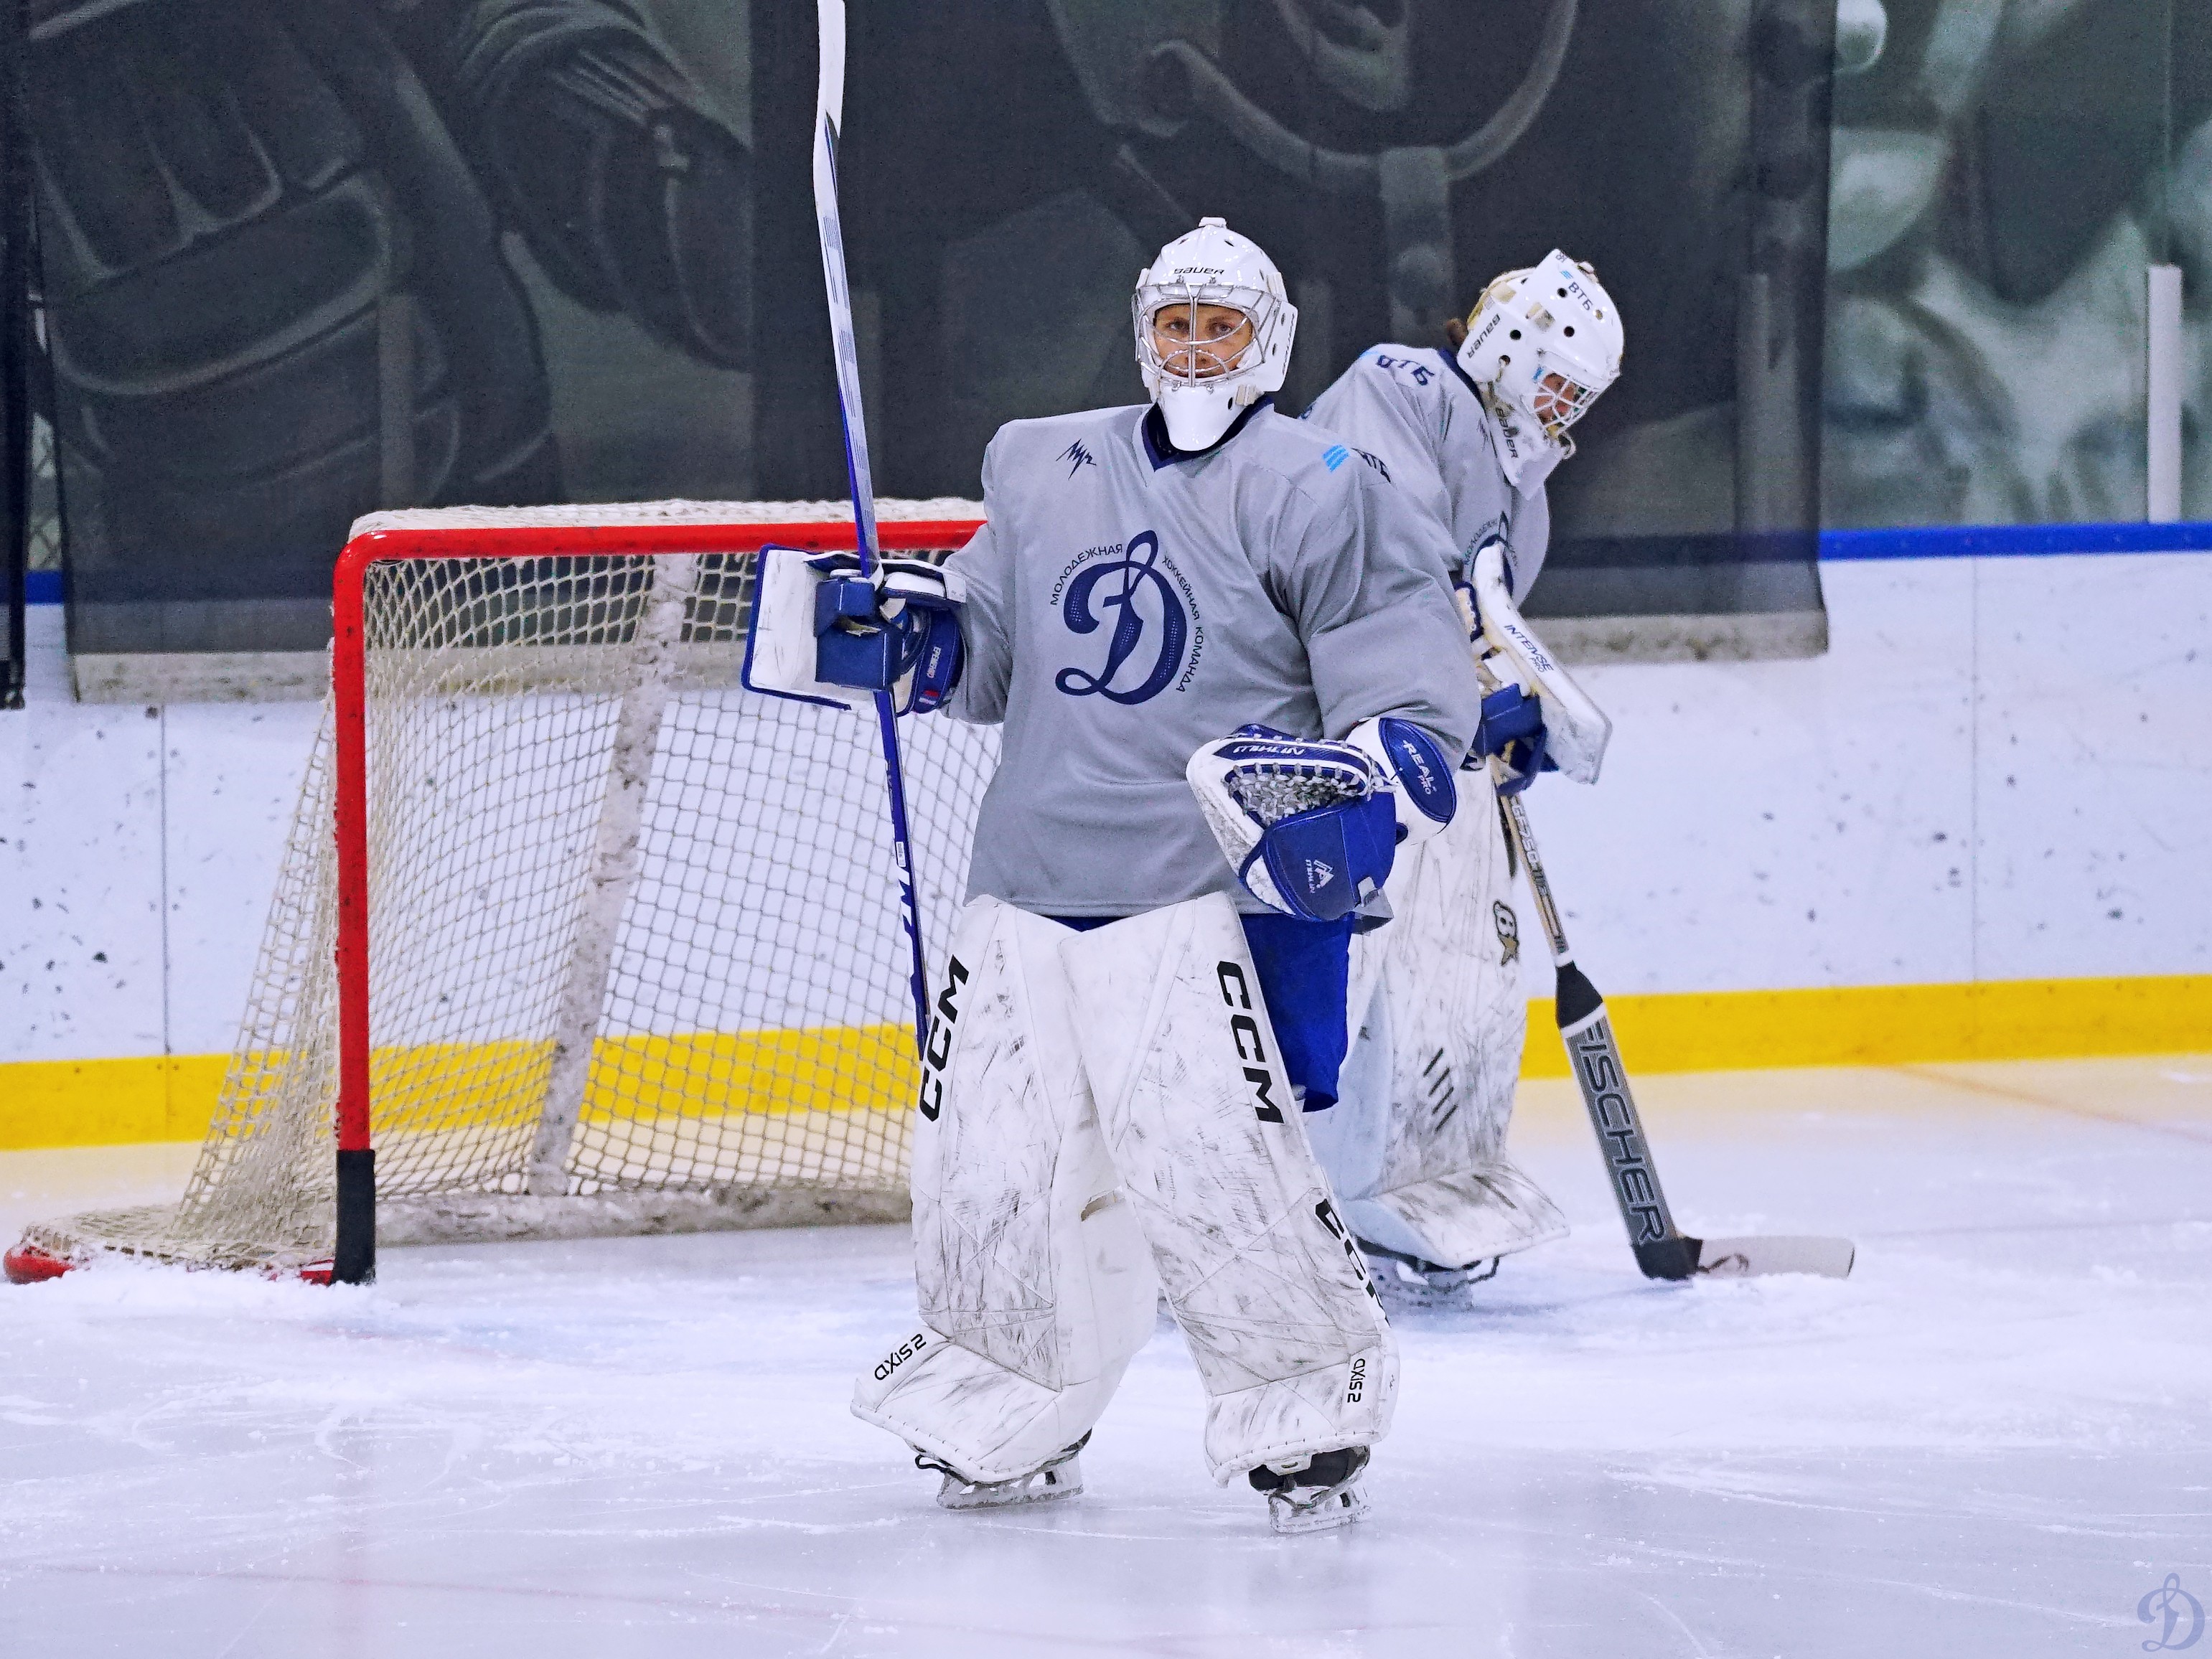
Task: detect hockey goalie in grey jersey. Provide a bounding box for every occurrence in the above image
[1302,251,1626,1305]
[751,219,1481,1533]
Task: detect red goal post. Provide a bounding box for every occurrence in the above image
[6,499,988,1288]
[325,503,988,1283]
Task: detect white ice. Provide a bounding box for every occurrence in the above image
[5,1058,2211,1658]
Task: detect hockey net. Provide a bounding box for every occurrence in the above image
[9,499,992,1280]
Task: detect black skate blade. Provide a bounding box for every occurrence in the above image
[936,1455,1084,1510]
[1267,1480,1370,1536]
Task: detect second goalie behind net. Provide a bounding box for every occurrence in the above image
[1302,247,1625,1303]
[748,217,1486,1535]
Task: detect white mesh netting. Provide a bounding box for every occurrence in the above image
[18,501,993,1274]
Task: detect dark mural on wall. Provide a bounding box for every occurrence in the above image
[766,0,1836,647]
[1822,0,2211,528]
[29,0,1837,664]
[34,0,753,657]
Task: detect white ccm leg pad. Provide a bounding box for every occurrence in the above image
[852,898,1159,1485]
[1059,895,1397,1485]
[1325,773,1567,1270]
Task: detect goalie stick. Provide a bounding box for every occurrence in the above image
[1463,536,1852,1280]
[812,0,931,1056]
[1497,790,1855,1281]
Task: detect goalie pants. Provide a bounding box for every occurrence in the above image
[852,893,1396,1487]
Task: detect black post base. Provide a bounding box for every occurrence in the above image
[333,1148,376,1284]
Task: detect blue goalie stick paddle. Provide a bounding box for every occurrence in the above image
[1498,791,1857,1281]
[812,0,932,1058]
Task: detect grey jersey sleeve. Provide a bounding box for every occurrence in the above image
[1267,460,1484,761]
[943,446,1013,725]
[1303,357,1455,534]
[1308,348,1553,595]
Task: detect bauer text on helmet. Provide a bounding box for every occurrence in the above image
[1456,250,1623,455]
[1133,217,1299,451]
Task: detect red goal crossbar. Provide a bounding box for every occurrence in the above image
[327,513,985,1284]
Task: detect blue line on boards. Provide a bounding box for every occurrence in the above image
[1820,521,2212,560]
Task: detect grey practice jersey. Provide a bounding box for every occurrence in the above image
[1303,346,1557,597]
[945,402,1482,918]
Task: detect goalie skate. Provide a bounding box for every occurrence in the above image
[1249,1446,1372,1536]
[921,1434,1089,1512]
[1359,1239,1502,1310]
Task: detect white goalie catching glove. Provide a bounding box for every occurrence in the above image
[1464,537,1611,787]
[1188,720,1457,924]
[742,545,963,715]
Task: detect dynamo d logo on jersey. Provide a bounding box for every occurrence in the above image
[1055,530,1198,705]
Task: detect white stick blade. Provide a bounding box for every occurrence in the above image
[1695,1236,1856,1279]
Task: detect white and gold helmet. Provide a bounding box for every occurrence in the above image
[1133,217,1298,451]
[1456,250,1623,457]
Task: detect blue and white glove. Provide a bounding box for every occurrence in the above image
[742,545,962,716]
[1347,715,1458,844]
[1186,725,1398,924]
[812,558,964,715]
[1473,682,1555,795]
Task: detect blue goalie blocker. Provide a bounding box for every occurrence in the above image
[1473,682,1555,795]
[812,565,964,715]
[741,547,962,716]
[813,575,901,687]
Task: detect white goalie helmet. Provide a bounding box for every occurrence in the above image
[1456,250,1623,457]
[1133,217,1298,451]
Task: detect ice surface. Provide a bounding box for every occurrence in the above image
[4,1060,2210,1658]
